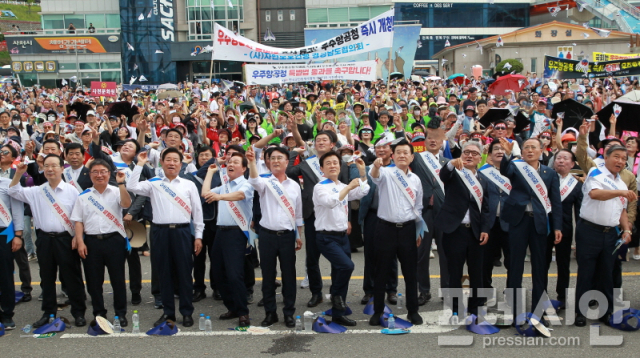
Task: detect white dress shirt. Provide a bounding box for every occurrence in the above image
[580,166,628,227]
[210,175,254,226]
[371,165,423,223]
[70,185,125,235]
[313,178,369,231]
[248,174,304,231]
[0,177,24,231]
[127,165,205,238]
[9,182,77,233]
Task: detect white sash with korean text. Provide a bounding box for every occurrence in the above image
[112,152,133,180]
[38,184,75,236]
[78,189,131,251]
[190,171,204,185]
[480,164,511,195]
[420,152,445,192]
[63,167,83,193]
[0,195,12,229]
[219,167,256,245]
[387,165,428,238]
[262,174,299,238]
[559,175,578,202]
[147,177,193,218]
[513,160,552,214]
[594,156,605,168]
[305,155,324,181]
[456,168,483,210]
[588,168,627,207]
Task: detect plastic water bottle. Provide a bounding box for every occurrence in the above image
[132,310,140,334]
[388,314,396,330]
[397,293,403,310]
[113,316,121,335]
[295,316,302,333]
[48,314,55,324]
[205,316,212,333]
[22,324,32,333]
[451,312,459,325]
[199,314,205,330]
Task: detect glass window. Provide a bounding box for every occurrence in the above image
[19,73,37,87]
[530,58,537,73]
[202,8,212,20]
[214,6,227,20]
[228,6,238,19]
[64,15,85,29]
[58,63,77,70]
[189,8,201,21]
[85,14,105,30]
[80,62,100,70]
[328,8,348,23]
[106,14,120,28]
[42,15,64,30]
[308,9,328,23]
[370,6,391,17]
[265,10,271,22]
[101,62,121,69]
[394,3,528,28]
[277,10,283,21]
[290,10,295,21]
[187,0,197,5]
[101,71,121,82]
[349,7,369,21]
[202,21,213,34]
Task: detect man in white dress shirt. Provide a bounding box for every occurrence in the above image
[313,151,369,327]
[9,154,87,328]
[127,147,204,328]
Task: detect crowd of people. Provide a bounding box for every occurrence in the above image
[0,73,638,332]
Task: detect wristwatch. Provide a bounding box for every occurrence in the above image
[623,230,632,235]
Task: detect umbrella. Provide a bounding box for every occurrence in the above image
[105,101,140,123]
[67,102,92,122]
[480,78,495,86]
[597,99,640,132]
[426,76,441,81]
[620,90,640,102]
[551,99,594,129]
[157,90,183,100]
[479,108,529,133]
[448,73,470,85]
[390,72,404,80]
[234,81,246,88]
[412,70,430,76]
[487,74,527,96]
[158,83,178,90]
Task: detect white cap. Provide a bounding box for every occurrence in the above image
[86,110,96,116]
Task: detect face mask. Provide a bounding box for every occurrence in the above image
[413,111,420,116]
[342,154,353,163]
[47,115,55,122]
[12,120,20,126]
[462,95,468,100]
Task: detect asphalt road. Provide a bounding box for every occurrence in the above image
[5,246,640,357]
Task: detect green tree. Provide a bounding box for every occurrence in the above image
[496,59,523,74]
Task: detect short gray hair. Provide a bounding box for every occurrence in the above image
[461,140,483,154]
[606,144,627,158]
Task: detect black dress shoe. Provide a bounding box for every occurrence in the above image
[74,316,87,327]
[183,315,194,327]
[213,290,222,301]
[575,314,587,327]
[493,259,502,267]
[257,298,264,307]
[192,291,206,303]
[333,315,357,327]
[1,317,16,330]
[154,296,163,309]
[418,292,431,306]
[307,294,323,307]
[599,313,612,327]
[261,312,279,327]
[131,293,141,305]
[369,313,382,326]
[387,293,398,305]
[407,312,423,325]
[33,315,51,328]
[21,292,32,302]
[219,311,239,320]
[284,315,295,328]
[360,293,373,305]
[119,316,128,328]
[154,314,177,327]
[331,295,347,312]
[239,315,250,327]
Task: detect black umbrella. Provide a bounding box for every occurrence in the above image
[390,72,404,80]
[480,78,495,86]
[67,102,93,122]
[105,101,140,123]
[479,108,529,133]
[596,99,640,132]
[551,99,594,129]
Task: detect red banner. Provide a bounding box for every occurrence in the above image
[412,141,426,153]
[0,41,7,52]
[90,81,117,97]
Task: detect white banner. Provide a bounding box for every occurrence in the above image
[245,61,376,84]
[213,10,394,63]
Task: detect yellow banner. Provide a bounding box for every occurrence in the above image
[593,52,640,62]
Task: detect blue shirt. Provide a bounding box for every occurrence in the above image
[212,175,254,226]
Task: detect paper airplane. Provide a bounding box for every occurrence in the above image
[70,76,77,82]
[441,58,448,66]
[496,36,503,47]
[138,13,144,21]
[444,40,450,47]
[61,78,68,86]
[263,28,276,42]
[462,54,467,58]
[518,79,524,87]
[475,42,483,54]
[503,62,512,70]
[582,22,590,29]
[133,64,138,70]
[417,40,422,48]
[201,45,214,53]
[590,27,611,38]
[147,9,152,18]
[127,42,134,51]
[228,0,233,7]
[129,76,137,85]
[582,33,590,38]
[155,49,164,54]
[548,7,561,17]
[576,0,585,11]
[139,75,148,82]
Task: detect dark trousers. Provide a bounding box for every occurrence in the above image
[443,225,484,315]
[150,225,194,317]
[0,238,15,319]
[12,239,32,293]
[373,221,418,314]
[82,234,127,318]
[545,228,573,300]
[418,207,447,294]
[575,221,617,315]
[506,215,547,318]
[348,208,363,249]
[259,229,296,316]
[244,250,256,295]
[35,231,86,318]
[194,220,216,293]
[211,227,249,316]
[126,247,142,295]
[146,220,161,297]
[317,232,354,318]
[483,217,510,290]
[363,210,398,295]
[304,214,324,296]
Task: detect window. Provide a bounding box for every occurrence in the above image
[85,14,106,30]
[59,63,77,70]
[530,58,537,73]
[277,10,283,21]
[80,63,100,70]
[265,10,270,22]
[106,14,120,28]
[328,8,348,23]
[349,7,369,21]
[307,9,328,23]
[64,15,85,29]
[42,15,64,30]
[290,10,295,21]
[101,71,121,82]
[101,62,121,69]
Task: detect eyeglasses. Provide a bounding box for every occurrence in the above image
[270,156,287,162]
[494,126,506,130]
[0,150,9,155]
[90,170,110,176]
[540,136,551,139]
[43,164,60,169]
[462,150,481,157]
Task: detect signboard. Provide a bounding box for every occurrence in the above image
[557,46,574,59]
[122,84,161,91]
[4,35,120,54]
[593,52,640,62]
[245,61,376,85]
[412,141,426,153]
[12,60,58,73]
[213,9,395,63]
[90,81,117,97]
[544,55,640,79]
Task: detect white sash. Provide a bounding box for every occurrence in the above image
[38,184,75,236]
[148,177,193,218]
[112,153,133,180]
[78,189,130,251]
[305,156,324,181]
[594,157,605,168]
[479,164,511,194]
[262,175,299,238]
[419,152,445,192]
[0,195,12,228]
[387,165,428,238]
[190,171,204,185]
[513,160,552,214]
[559,175,578,202]
[219,167,256,245]
[63,167,83,193]
[588,168,627,207]
[455,168,483,210]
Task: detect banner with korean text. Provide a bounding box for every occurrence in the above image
[213,10,394,63]
[544,55,640,79]
[90,81,117,97]
[245,61,376,85]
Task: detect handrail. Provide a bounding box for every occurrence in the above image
[3,28,121,36]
